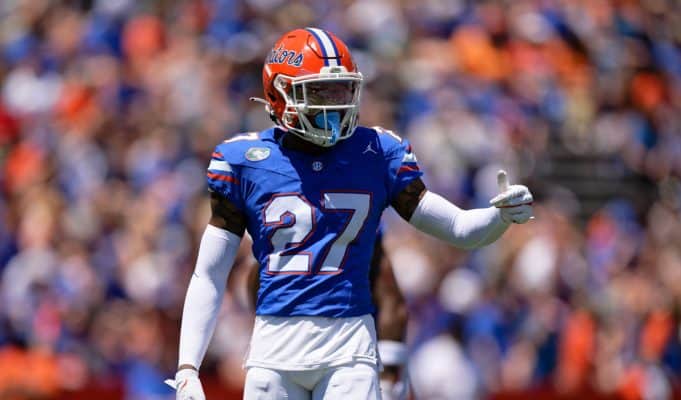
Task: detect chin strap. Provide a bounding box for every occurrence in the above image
[248,96,270,107]
[249,97,279,124]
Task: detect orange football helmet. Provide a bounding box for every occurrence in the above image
[259,28,363,147]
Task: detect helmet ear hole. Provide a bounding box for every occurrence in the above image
[268,92,277,102]
[274,77,287,89]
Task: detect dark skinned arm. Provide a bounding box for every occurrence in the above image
[208,191,247,236]
[391,178,427,222]
[375,178,426,383]
[369,238,408,382]
[247,260,260,310]
[178,191,247,373]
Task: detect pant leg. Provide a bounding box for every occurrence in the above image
[312,362,381,400]
[244,367,311,400]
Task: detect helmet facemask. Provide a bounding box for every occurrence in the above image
[274,66,363,147]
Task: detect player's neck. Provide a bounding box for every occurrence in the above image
[280,131,331,155]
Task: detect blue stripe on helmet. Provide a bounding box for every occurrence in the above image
[323,30,340,62]
[305,28,329,66]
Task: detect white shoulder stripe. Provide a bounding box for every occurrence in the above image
[308,28,339,67]
[402,152,417,163]
[208,159,232,172]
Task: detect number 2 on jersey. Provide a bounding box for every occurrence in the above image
[263,192,371,274]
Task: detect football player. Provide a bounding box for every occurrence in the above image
[245,228,411,400]
[166,28,533,400]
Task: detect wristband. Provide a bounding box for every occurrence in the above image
[176,368,199,380]
[378,340,407,366]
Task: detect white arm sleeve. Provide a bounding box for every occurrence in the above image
[409,191,510,249]
[178,224,241,369]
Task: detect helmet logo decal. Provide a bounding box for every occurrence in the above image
[260,29,363,147]
[267,45,303,67]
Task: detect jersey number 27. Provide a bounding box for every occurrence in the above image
[264,192,371,274]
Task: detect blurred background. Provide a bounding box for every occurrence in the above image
[0,0,680,399]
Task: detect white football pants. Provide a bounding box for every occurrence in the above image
[243,362,381,400]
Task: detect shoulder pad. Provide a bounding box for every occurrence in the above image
[214,131,273,166]
[371,126,404,144]
[366,125,408,156]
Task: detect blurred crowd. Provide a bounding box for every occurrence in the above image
[0,0,680,399]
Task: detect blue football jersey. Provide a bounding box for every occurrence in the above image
[206,126,422,317]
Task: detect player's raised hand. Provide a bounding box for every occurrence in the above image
[489,170,534,224]
[165,369,206,400]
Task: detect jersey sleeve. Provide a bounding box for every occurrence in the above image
[206,145,244,209]
[386,138,424,202]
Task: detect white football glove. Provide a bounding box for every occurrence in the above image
[380,369,410,400]
[489,170,534,224]
[165,369,206,400]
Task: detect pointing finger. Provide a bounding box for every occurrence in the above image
[497,170,509,193]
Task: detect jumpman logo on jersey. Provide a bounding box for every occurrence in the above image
[363,142,377,155]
